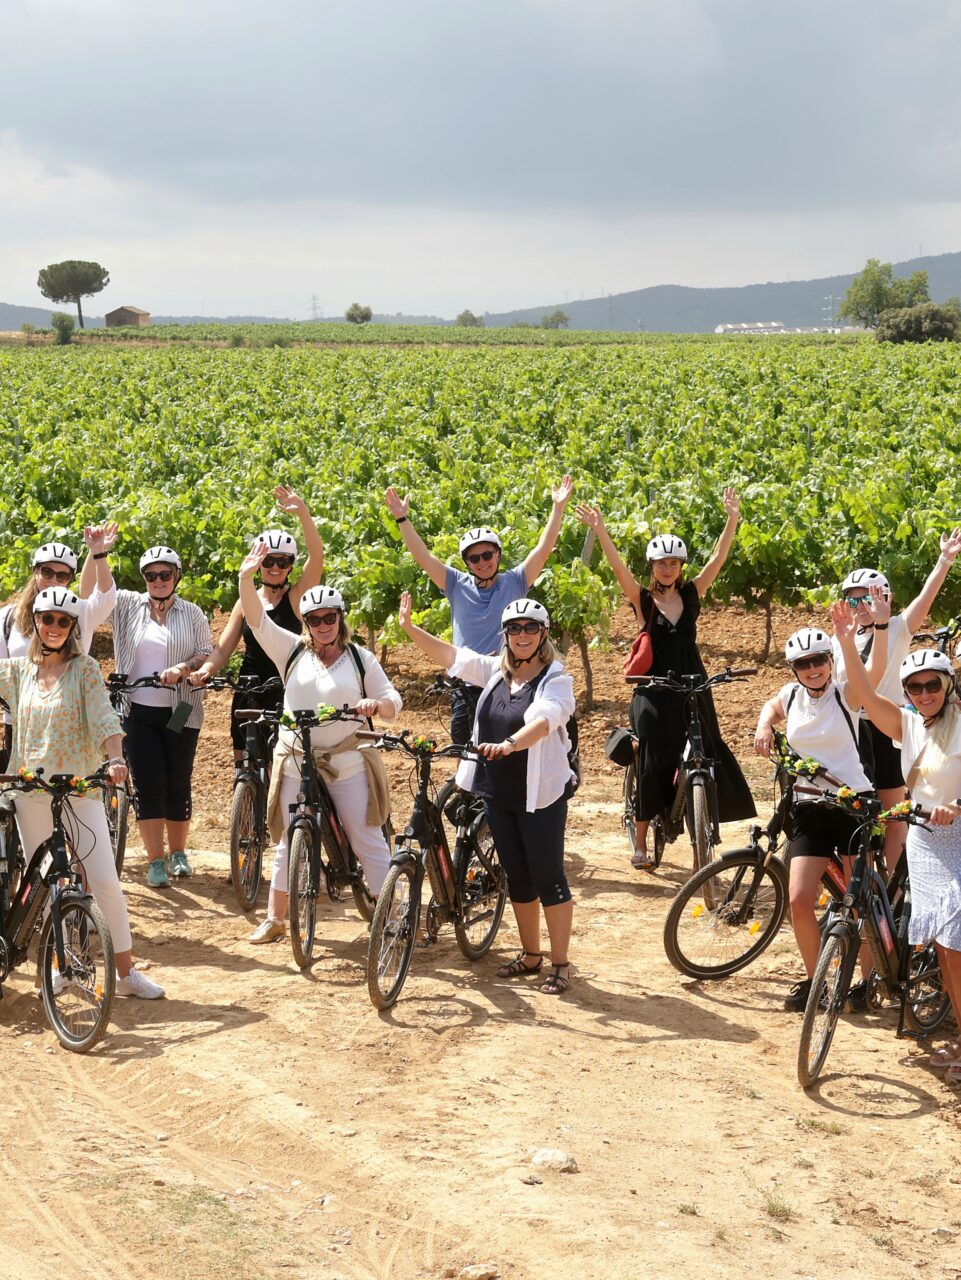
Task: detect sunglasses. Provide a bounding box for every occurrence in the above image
[37,612,74,629]
[904,678,945,697]
[793,654,831,672]
[143,569,175,583]
[843,593,870,606]
[262,555,294,569]
[465,550,497,565]
[505,621,543,636]
[37,565,74,584]
[304,611,341,629]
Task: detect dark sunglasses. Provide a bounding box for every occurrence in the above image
[843,593,870,606]
[505,621,542,636]
[793,654,831,672]
[37,565,74,584]
[262,555,294,569]
[305,611,341,628]
[37,612,74,629]
[466,550,497,565]
[143,569,175,583]
[905,677,945,697]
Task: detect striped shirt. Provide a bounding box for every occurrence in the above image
[110,591,212,729]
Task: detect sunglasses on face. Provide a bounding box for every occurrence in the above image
[37,612,74,630]
[905,678,945,697]
[304,611,340,629]
[505,621,542,636]
[37,565,73,584]
[844,593,870,606]
[143,569,175,583]
[262,555,294,569]
[793,654,831,672]
[465,550,497,565]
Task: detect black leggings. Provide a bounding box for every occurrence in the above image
[483,794,571,908]
[123,703,200,822]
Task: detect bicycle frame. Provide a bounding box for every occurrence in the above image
[390,747,459,925]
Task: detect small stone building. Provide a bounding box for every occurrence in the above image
[105,305,150,327]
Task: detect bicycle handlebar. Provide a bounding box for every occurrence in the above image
[626,666,757,689]
[424,674,474,699]
[0,766,111,795]
[793,783,932,826]
[355,728,479,761]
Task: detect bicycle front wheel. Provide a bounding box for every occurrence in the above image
[102,783,130,875]
[623,760,639,856]
[229,778,266,913]
[453,816,507,960]
[39,896,115,1053]
[288,826,317,968]
[903,944,953,1035]
[350,820,390,924]
[797,925,857,1088]
[366,859,418,1010]
[689,779,718,907]
[663,850,789,979]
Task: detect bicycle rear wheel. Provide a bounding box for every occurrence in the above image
[797,925,858,1088]
[903,945,953,1035]
[453,816,507,960]
[288,826,317,968]
[102,783,130,875]
[229,778,266,913]
[350,820,391,924]
[39,896,115,1053]
[623,760,638,856]
[663,850,788,979]
[688,779,718,908]
[366,858,418,1009]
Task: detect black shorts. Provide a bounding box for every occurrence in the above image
[868,721,904,792]
[786,800,863,862]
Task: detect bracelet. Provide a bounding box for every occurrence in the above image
[939,554,953,566]
[93,551,109,560]
[874,623,889,630]
[505,735,517,747]
[395,516,408,525]
[107,757,126,767]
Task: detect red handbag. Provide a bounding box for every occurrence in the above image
[623,600,655,679]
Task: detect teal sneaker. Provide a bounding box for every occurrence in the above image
[169,850,193,878]
[147,858,170,888]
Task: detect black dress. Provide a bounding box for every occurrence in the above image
[229,590,302,751]
[628,582,756,823]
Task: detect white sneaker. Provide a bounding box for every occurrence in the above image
[116,967,166,999]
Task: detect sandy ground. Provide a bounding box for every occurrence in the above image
[2,601,960,1280]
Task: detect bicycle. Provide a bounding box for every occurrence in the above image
[796,785,951,1088]
[103,673,174,874]
[912,614,960,656]
[425,674,487,835]
[359,731,507,1010]
[225,676,283,912]
[625,666,757,904]
[0,767,116,1052]
[283,706,380,967]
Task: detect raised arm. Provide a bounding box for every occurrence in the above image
[831,602,901,739]
[901,527,961,633]
[692,488,740,597]
[238,542,269,630]
[190,599,245,684]
[574,503,641,613]
[79,522,118,598]
[385,489,448,592]
[860,584,891,698]
[520,475,573,587]
[273,485,324,608]
[397,591,457,669]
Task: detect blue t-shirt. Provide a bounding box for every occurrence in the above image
[444,564,528,654]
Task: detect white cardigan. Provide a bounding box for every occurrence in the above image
[448,649,576,813]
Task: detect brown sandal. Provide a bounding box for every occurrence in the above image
[541,963,571,995]
[497,951,543,978]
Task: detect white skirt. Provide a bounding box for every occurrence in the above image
[906,820,961,951]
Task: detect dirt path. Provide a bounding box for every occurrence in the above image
[3,602,960,1279]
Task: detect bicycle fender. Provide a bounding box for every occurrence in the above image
[388,846,418,870]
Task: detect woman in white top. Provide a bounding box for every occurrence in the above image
[239,542,402,945]
[398,592,577,996]
[754,598,888,1011]
[835,609,961,1076]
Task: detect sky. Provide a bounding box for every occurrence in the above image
[3,0,961,319]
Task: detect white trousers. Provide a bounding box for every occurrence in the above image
[271,771,391,896]
[14,792,133,954]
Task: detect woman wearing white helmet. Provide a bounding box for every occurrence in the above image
[398,591,577,995]
[384,477,573,743]
[834,605,961,1074]
[577,487,754,869]
[0,527,118,769]
[754,600,889,1011]
[191,486,324,760]
[832,529,961,871]
[109,545,212,888]
[0,589,163,998]
[238,544,401,945]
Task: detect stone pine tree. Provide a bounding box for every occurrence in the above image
[37,260,110,329]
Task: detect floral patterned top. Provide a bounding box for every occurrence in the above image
[0,655,122,777]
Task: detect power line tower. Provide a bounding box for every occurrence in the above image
[310,294,323,321]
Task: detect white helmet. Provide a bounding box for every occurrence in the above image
[646,534,688,562]
[255,529,298,560]
[33,587,82,619]
[900,649,954,683]
[300,586,345,614]
[501,598,550,629]
[459,527,502,559]
[139,545,182,572]
[842,568,890,599]
[32,542,78,572]
[785,627,833,664]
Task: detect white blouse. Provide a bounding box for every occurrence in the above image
[895,708,961,809]
[779,678,872,796]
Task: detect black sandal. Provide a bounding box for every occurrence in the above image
[540,963,571,995]
[496,951,543,978]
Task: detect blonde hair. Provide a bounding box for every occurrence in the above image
[27,623,82,665]
[14,576,42,638]
[499,631,557,681]
[905,689,960,794]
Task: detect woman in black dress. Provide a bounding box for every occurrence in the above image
[576,489,755,868]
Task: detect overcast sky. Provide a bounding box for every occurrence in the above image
[3,0,960,318]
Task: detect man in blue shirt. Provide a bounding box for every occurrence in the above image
[385,476,573,742]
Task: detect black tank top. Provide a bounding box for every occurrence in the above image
[239,590,301,680]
